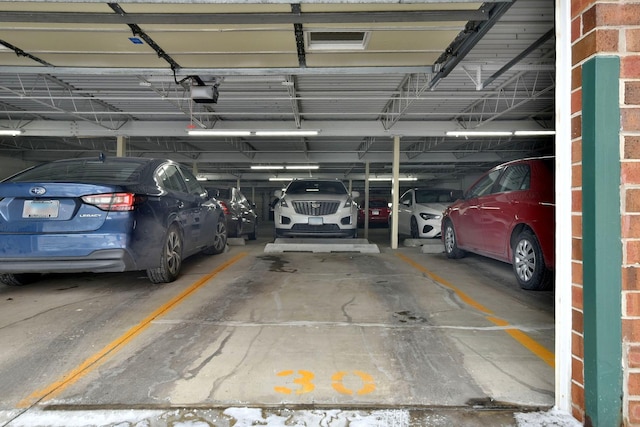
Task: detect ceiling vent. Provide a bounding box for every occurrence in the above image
[306,31,370,51]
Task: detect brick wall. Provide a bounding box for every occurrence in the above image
[623,0,640,420]
[571,0,640,424]
[570,0,588,421]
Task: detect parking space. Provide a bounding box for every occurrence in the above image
[0,223,555,425]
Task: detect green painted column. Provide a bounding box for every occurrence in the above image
[582,56,622,426]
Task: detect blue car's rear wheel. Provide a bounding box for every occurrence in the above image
[147,224,183,284]
[203,215,227,255]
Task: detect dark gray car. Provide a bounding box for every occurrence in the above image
[206,186,257,240]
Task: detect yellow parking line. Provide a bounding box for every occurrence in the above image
[17,252,248,408]
[487,316,555,367]
[396,252,554,368]
[396,253,493,315]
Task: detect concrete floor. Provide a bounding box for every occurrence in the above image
[0,223,557,426]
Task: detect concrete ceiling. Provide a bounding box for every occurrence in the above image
[0,0,555,188]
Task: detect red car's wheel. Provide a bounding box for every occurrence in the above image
[443,220,465,259]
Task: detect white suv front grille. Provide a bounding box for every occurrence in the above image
[292,200,340,215]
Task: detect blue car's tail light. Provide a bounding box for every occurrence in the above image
[82,192,137,211]
[218,200,231,215]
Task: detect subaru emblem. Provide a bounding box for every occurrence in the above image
[29,186,46,196]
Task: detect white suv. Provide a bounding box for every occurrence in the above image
[273,179,359,238]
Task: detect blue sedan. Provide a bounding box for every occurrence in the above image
[0,156,227,285]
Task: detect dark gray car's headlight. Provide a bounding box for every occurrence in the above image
[420,212,441,220]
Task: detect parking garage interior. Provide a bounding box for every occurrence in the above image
[0,0,579,425]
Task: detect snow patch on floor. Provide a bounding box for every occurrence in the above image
[1,407,580,426]
[515,408,583,427]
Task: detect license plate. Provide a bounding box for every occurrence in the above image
[22,200,60,218]
[309,217,323,225]
[371,209,380,216]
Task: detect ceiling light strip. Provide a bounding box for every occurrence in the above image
[285,165,319,170]
[269,177,296,181]
[513,130,556,136]
[188,130,251,136]
[446,130,555,137]
[188,130,319,137]
[369,177,418,181]
[250,165,285,170]
[446,131,513,137]
[255,130,319,137]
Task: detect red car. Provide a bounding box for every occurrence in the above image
[441,156,555,291]
[358,198,391,227]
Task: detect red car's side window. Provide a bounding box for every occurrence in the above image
[496,164,531,193]
[467,169,502,198]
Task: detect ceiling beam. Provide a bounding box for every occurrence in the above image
[0,66,434,76]
[380,73,433,130]
[480,29,555,89]
[429,1,513,89]
[0,10,489,25]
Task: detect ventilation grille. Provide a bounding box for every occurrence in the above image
[306,31,370,51]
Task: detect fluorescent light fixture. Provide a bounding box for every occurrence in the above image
[369,177,418,182]
[269,177,295,181]
[251,165,285,170]
[514,130,556,136]
[255,130,319,137]
[0,129,22,136]
[188,129,319,137]
[188,130,251,136]
[446,131,513,137]
[285,165,319,170]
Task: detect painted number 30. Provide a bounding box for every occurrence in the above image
[274,370,376,395]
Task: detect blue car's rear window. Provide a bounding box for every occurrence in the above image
[7,161,145,184]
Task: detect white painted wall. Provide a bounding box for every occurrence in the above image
[555,0,573,412]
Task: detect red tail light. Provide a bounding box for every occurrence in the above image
[82,193,136,211]
[218,201,231,215]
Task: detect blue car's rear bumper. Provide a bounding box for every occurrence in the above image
[0,249,138,274]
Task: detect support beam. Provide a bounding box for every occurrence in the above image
[391,135,400,250]
[582,56,622,427]
[116,136,126,157]
[364,161,370,240]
